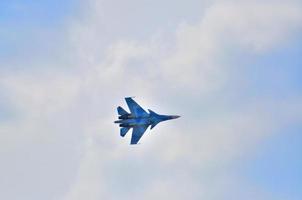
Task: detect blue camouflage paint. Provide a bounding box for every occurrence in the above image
[114,97,180,145]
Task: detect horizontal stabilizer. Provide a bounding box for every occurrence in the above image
[117,106,129,116]
[120,127,130,137]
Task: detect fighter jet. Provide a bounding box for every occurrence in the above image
[114,97,180,145]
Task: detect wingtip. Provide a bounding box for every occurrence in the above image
[125,96,135,99]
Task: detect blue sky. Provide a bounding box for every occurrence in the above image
[0,1,302,200]
[232,39,302,199]
[241,125,302,200]
[0,0,76,26]
[0,0,77,68]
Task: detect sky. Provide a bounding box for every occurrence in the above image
[0,0,302,200]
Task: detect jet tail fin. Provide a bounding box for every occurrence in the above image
[117,106,129,116]
[120,127,130,137]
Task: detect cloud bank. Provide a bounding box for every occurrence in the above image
[0,0,302,200]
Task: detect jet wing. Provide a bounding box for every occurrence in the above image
[131,125,149,145]
[125,97,148,117]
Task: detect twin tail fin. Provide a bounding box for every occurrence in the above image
[117,106,129,116]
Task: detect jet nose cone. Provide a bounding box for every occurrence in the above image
[171,115,180,119]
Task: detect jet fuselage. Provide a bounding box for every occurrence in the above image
[114,113,179,129]
[115,97,180,144]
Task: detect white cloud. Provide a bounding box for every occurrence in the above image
[61,1,302,200]
[0,0,302,200]
[161,1,302,89]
